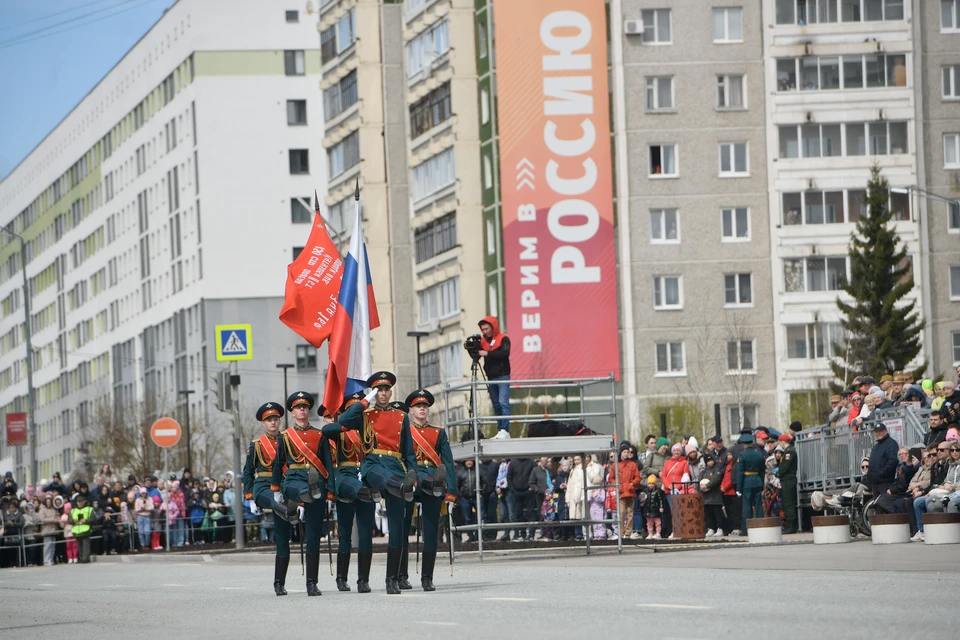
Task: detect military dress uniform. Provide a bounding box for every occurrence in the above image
[398,389,458,592]
[242,402,294,596]
[735,439,766,531]
[358,371,418,595]
[324,392,376,593]
[271,391,338,596]
[777,437,799,533]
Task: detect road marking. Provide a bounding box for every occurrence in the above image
[162,583,185,587]
[37,583,56,587]
[220,586,244,590]
[636,604,714,610]
[414,621,459,627]
[484,597,537,602]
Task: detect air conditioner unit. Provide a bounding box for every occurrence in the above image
[624,19,644,35]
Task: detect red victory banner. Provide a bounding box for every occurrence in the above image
[493,0,621,379]
[279,196,344,347]
[6,412,27,447]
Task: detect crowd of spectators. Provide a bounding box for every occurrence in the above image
[826,371,957,429]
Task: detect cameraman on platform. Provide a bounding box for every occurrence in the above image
[476,316,512,439]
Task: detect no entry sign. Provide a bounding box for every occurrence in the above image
[150,417,182,448]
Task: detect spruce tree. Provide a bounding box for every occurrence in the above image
[831,165,923,385]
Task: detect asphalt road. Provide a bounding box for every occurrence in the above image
[0,541,956,639]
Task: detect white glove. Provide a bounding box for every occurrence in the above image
[364,387,378,403]
[273,492,283,505]
[250,503,260,515]
[736,491,742,497]
[297,505,305,520]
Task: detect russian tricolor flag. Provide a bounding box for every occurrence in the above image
[322,185,380,414]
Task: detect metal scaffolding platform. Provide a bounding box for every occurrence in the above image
[442,375,622,560]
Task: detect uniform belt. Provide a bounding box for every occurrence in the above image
[288,463,312,470]
[337,463,360,468]
[744,471,759,476]
[255,471,272,478]
[371,449,401,459]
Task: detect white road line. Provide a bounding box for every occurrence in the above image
[219,586,244,590]
[483,597,537,602]
[161,583,185,587]
[37,583,56,587]
[636,604,714,610]
[414,621,459,627]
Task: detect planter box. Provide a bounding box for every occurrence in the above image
[746,517,782,544]
[923,512,960,545]
[812,515,850,544]
[870,512,910,544]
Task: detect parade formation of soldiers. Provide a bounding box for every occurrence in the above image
[241,371,457,596]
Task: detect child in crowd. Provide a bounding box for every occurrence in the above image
[643,475,665,539]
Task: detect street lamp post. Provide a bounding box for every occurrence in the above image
[2,226,38,484]
[178,389,195,472]
[275,363,294,426]
[406,331,429,389]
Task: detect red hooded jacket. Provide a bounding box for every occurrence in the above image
[478,316,511,378]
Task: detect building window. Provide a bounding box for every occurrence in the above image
[786,322,846,359]
[721,207,750,240]
[641,9,672,44]
[645,76,674,111]
[728,404,758,433]
[945,133,960,168]
[949,200,960,231]
[649,144,677,177]
[285,9,299,23]
[291,197,311,223]
[653,275,683,310]
[952,331,960,364]
[726,340,755,372]
[323,70,358,120]
[409,82,452,138]
[716,74,745,109]
[296,345,316,370]
[655,341,685,375]
[289,149,310,174]
[724,273,752,306]
[414,212,457,263]
[719,142,748,176]
[951,265,960,299]
[327,131,360,179]
[418,277,460,324]
[778,0,903,24]
[284,50,305,76]
[776,53,906,91]
[292,246,304,260]
[784,257,848,292]
[712,7,743,42]
[944,65,960,99]
[411,148,455,202]
[649,208,679,243]
[286,99,307,125]
[943,0,960,30]
[321,9,356,64]
[407,20,450,78]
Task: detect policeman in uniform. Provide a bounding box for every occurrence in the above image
[735,431,765,532]
[776,433,799,534]
[358,371,418,594]
[243,402,296,595]
[398,389,457,592]
[325,390,377,593]
[271,391,336,596]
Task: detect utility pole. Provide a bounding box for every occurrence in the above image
[2,226,38,484]
[229,363,244,549]
[406,331,429,389]
[178,389,195,472]
[275,363,294,426]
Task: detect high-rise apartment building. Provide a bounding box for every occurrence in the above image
[0,0,331,482]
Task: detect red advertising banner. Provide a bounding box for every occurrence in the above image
[493,0,621,379]
[6,412,27,447]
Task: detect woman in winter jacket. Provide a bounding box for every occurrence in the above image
[38,496,60,566]
[564,456,586,541]
[134,488,153,549]
[585,455,606,539]
[699,455,725,536]
[719,452,740,534]
[661,444,690,494]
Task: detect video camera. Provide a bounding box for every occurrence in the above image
[463,334,483,362]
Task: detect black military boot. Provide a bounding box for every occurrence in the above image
[298,490,314,504]
[397,546,412,590]
[356,550,372,593]
[274,556,289,596]
[305,553,322,596]
[432,465,447,497]
[385,547,401,595]
[336,552,351,592]
[420,552,436,592]
[401,469,417,502]
[272,500,296,523]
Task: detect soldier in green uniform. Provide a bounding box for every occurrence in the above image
[735,431,765,532]
[776,433,799,533]
[324,390,377,593]
[399,389,458,592]
[270,391,338,596]
[358,371,418,595]
[242,402,296,596]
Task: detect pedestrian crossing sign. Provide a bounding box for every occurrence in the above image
[215,324,253,361]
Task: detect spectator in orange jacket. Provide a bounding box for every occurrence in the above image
[661,444,691,495]
[617,448,643,539]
